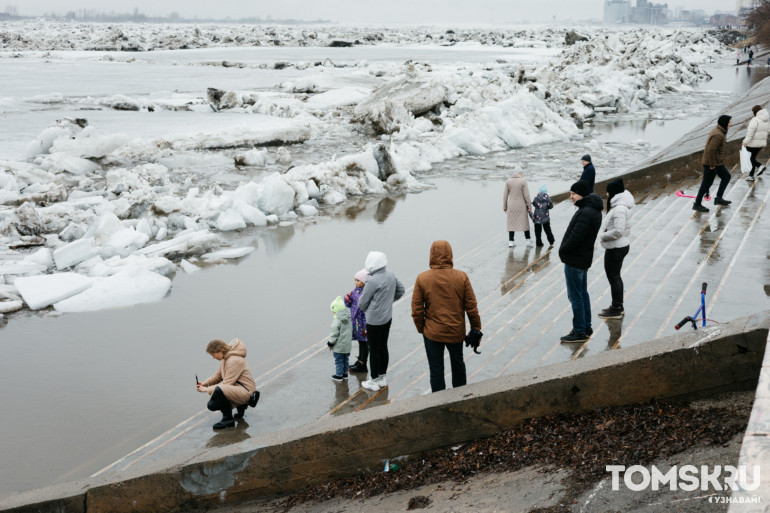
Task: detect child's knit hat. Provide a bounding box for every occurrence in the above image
[330,296,346,313]
[354,269,370,284]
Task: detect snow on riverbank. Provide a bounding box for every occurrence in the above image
[0,23,730,317]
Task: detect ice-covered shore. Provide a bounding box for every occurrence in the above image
[0,23,729,317]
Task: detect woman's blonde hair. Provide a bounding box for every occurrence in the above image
[206,339,230,355]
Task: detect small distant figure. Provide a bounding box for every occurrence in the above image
[767,56,770,66]
[531,184,556,247]
[328,296,352,382]
[580,154,596,193]
[411,240,482,393]
[748,57,753,68]
[742,104,770,182]
[345,269,370,373]
[598,178,634,320]
[749,48,754,60]
[197,338,259,430]
[503,167,533,247]
[693,115,732,212]
[559,180,603,343]
[737,51,741,65]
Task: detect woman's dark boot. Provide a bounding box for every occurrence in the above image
[234,405,247,420]
[209,387,235,429]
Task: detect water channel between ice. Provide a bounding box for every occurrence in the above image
[0,62,767,499]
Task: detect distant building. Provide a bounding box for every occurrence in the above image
[604,0,667,24]
[711,13,739,27]
[604,0,631,24]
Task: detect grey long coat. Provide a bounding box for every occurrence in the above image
[503,173,532,232]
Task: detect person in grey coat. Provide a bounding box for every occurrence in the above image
[503,169,533,246]
[358,251,405,391]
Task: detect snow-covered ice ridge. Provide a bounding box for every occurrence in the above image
[0,25,728,318]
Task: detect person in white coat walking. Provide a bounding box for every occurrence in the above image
[503,170,533,246]
[742,104,770,182]
[598,178,634,319]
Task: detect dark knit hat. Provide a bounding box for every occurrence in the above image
[581,154,592,163]
[606,177,625,196]
[717,115,731,130]
[570,180,590,197]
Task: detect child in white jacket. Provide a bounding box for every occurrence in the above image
[598,178,634,319]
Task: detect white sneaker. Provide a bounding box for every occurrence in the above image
[508,241,514,247]
[746,175,755,182]
[375,374,388,387]
[362,379,380,391]
[526,239,534,246]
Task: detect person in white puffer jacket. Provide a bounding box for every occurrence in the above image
[742,105,770,181]
[598,178,634,319]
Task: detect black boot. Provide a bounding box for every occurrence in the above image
[234,405,247,420]
[208,387,235,429]
[248,390,260,407]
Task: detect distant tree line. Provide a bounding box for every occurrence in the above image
[0,5,330,24]
[747,0,770,46]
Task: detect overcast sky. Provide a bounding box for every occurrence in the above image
[13,0,738,23]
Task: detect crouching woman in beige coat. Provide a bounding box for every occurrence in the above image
[196,338,259,429]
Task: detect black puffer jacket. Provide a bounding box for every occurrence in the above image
[559,193,604,270]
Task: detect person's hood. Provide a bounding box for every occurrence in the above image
[610,190,634,210]
[509,172,523,178]
[758,109,770,123]
[364,251,387,273]
[330,295,346,314]
[576,192,604,211]
[225,338,246,359]
[429,240,453,269]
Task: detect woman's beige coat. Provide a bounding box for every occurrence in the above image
[503,173,532,232]
[202,338,256,407]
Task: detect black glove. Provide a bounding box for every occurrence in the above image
[327,342,334,348]
[464,329,483,354]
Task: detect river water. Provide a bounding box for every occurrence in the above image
[0,54,766,498]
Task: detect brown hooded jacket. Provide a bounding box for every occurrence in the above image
[411,241,481,343]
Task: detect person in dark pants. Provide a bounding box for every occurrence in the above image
[559,180,603,342]
[197,338,259,429]
[742,105,769,182]
[598,178,634,319]
[358,251,405,392]
[694,114,732,212]
[411,240,481,393]
[580,154,596,193]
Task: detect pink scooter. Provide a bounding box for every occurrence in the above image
[676,190,711,201]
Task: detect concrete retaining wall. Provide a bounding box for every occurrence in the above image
[2,311,768,513]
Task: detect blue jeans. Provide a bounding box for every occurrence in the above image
[565,264,591,334]
[423,336,466,392]
[333,352,349,376]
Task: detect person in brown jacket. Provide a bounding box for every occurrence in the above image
[411,240,482,393]
[694,115,733,212]
[196,338,259,429]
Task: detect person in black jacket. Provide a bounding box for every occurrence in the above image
[559,180,603,342]
[580,154,596,193]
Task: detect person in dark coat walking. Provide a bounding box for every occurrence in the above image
[411,240,482,393]
[580,154,596,193]
[559,180,603,343]
[694,115,733,212]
